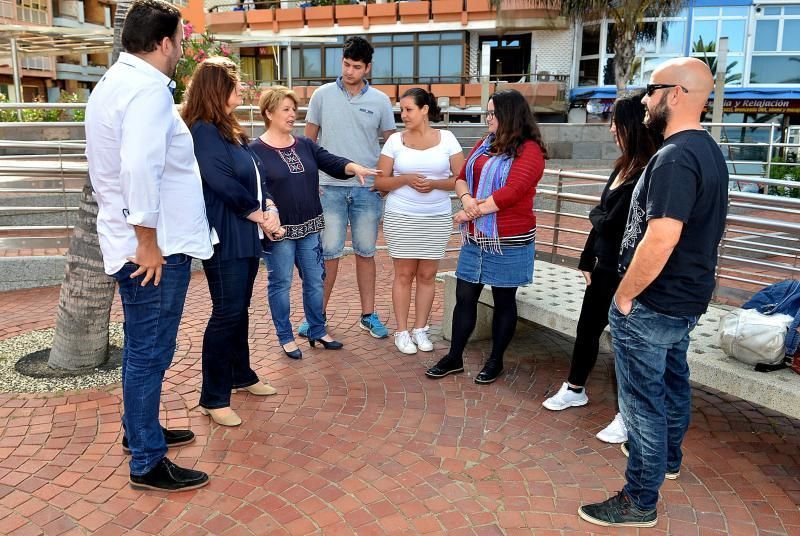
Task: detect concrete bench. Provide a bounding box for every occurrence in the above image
[441,260,800,419]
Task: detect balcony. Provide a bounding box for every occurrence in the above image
[496,0,566,31]
[206,0,562,34]
[251,73,568,114]
[55,62,107,82]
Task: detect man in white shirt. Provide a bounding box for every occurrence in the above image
[85,0,213,492]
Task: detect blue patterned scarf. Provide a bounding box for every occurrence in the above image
[460,135,514,253]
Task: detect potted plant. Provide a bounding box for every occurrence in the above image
[431,0,462,22]
[398,0,430,23]
[246,6,275,30]
[305,0,335,27]
[276,1,305,30]
[335,0,365,27]
[366,0,397,25]
[466,0,494,20]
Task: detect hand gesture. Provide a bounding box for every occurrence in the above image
[266,227,286,241]
[453,210,470,224]
[349,164,382,186]
[127,242,166,287]
[261,210,281,234]
[462,194,481,220]
[410,175,433,193]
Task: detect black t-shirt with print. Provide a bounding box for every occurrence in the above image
[618,129,729,316]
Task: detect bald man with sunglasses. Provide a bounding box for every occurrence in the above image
[579,57,729,528]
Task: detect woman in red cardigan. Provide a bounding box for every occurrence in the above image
[426,89,546,384]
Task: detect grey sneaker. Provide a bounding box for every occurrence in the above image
[578,490,657,528]
[621,442,680,480]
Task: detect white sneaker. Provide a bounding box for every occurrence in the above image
[596,412,628,444]
[411,326,434,352]
[394,331,417,354]
[542,382,589,411]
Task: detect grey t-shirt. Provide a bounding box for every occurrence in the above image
[306,80,395,187]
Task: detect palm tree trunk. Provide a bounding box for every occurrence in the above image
[47,183,115,370]
[47,1,131,371]
[614,33,635,94]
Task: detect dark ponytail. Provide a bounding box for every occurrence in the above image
[401,87,442,122]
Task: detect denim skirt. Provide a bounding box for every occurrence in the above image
[455,240,535,287]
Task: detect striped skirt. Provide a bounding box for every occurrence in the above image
[383,211,453,260]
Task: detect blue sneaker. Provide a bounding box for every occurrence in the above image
[297,315,326,338]
[360,313,389,339]
[297,319,310,338]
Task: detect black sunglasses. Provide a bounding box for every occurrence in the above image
[645,83,689,97]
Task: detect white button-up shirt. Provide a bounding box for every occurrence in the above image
[85,52,213,275]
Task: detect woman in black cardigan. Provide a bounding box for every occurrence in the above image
[250,86,379,359]
[182,58,282,427]
[541,91,661,444]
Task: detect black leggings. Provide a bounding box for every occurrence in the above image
[568,267,621,387]
[449,278,518,363]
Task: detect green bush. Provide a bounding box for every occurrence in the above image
[0,91,86,122]
[767,156,800,198]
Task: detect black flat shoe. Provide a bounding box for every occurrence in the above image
[425,355,464,379]
[475,360,503,384]
[309,338,343,350]
[282,344,303,359]
[122,427,195,454]
[130,457,209,492]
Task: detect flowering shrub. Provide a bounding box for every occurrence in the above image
[174,22,239,103]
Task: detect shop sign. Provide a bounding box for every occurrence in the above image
[707,99,800,114]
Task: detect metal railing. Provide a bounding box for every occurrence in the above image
[533,168,800,303]
[1,105,799,303]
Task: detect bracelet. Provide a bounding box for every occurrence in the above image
[265,206,279,213]
[459,192,470,201]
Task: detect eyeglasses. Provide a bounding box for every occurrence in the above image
[645,84,689,97]
[486,110,495,119]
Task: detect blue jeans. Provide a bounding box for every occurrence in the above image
[609,299,699,510]
[200,253,260,409]
[319,185,383,260]
[112,253,191,476]
[262,233,327,344]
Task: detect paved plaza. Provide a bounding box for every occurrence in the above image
[1,254,800,535]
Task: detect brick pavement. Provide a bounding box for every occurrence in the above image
[1,254,800,535]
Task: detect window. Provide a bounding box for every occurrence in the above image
[578,15,687,87]
[280,34,465,85]
[690,5,749,87]
[750,5,800,84]
[369,32,465,84]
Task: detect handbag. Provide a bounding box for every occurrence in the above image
[718,308,794,369]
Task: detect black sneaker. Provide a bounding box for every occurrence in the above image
[474,360,503,384]
[578,490,657,527]
[425,355,464,378]
[621,442,680,480]
[129,457,209,492]
[122,427,195,454]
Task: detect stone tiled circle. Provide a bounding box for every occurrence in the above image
[1,255,800,535]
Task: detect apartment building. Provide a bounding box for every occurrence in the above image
[198,0,571,118]
[191,0,798,129]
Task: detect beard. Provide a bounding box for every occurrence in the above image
[644,98,670,136]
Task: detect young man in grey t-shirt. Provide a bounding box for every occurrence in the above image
[300,36,396,339]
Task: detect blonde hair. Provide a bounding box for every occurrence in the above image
[258,85,299,128]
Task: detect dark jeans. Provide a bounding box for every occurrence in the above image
[568,267,621,386]
[199,254,260,409]
[112,253,191,476]
[610,299,699,510]
[449,278,518,363]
